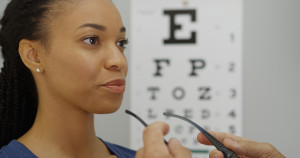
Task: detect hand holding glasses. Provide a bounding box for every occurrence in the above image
[125,109,238,158]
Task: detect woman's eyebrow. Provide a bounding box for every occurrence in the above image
[78,23,107,31]
[78,23,126,33]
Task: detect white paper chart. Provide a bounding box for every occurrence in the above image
[129,0,243,157]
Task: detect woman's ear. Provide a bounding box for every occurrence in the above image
[19,39,43,73]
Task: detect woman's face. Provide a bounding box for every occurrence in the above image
[40,0,128,113]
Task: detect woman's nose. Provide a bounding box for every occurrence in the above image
[104,44,127,71]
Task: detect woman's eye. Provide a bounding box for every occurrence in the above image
[83,36,100,45]
[117,39,129,48]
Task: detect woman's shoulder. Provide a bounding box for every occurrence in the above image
[0,139,136,158]
[0,140,37,158]
[102,140,136,158]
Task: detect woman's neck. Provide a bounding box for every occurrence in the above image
[18,99,112,158]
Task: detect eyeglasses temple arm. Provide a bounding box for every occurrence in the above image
[163,112,238,158]
[125,110,168,145]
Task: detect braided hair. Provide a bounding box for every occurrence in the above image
[0,0,70,147]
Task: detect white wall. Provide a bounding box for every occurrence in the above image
[243,0,300,157]
[0,0,9,68]
[1,0,299,157]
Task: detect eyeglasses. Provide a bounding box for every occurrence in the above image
[125,109,168,144]
[125,109,238,158]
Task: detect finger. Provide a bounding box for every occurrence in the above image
[143,122,170,157]
[168,138,192,158]
[209,149,224,158]
[135,148,144,158]
[197,131,245,145]
[197,132,212,145]
[223,138,283,158]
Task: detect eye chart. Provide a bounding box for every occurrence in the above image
[129,0,243,157]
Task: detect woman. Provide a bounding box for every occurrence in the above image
[0,0,285,157]
[0,0,191,157]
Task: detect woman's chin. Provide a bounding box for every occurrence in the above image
[93,103,122,114]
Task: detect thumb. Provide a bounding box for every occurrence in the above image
[168,138,191,158]
[209,149,224,158]
[223,138,284,158]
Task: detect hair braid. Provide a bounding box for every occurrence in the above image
[0,0,58,147]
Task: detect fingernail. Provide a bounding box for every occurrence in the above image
[213,152,222,158]
[169,138,181,149]
[225,138,238,147]
[227,138,237,144]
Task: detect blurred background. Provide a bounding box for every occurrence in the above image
[1,0,299,157]
[103,1,300,157]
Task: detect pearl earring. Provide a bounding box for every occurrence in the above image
[36,68,40,73]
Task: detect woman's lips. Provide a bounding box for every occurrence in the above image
[101,79,126,94]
